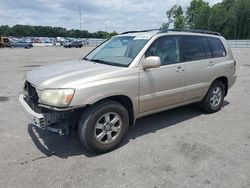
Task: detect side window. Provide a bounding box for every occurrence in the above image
[145,36,180,66]
[181,36,209,61]
[202,37,212,58]
[207,37,226,58]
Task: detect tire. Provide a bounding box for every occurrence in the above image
[78,100,129,153]
[200,80,225,113]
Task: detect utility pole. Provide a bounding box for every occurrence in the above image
[105,22,108,39]
[79,5,82,30]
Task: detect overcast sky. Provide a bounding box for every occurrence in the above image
[0,0,222,33]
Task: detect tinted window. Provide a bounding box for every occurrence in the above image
[181,36,211,61]
[202,37,212,58]
[207,37,226,58]
[145,36,180,66]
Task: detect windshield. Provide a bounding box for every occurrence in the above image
[84,36,149,67]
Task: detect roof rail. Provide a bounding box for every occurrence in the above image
[120,29,160,35]
[120,28,221,36]
[158,29,221,36]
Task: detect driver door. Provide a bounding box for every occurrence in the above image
[139,36,186,114]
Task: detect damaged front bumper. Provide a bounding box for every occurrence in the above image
[19,94,69,135]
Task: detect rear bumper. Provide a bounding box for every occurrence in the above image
[19,94,46,128]
[228,74,237,89]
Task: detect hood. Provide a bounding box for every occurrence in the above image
[26,60,123,89]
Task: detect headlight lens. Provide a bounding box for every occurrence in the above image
[39,89,75,107]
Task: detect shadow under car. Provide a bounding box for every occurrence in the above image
[28,101,229,158]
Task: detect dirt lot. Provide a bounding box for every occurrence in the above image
[0,47,249,188]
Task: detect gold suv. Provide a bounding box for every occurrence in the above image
[19,29,237,153]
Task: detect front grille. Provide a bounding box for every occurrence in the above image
[24,81,39,105]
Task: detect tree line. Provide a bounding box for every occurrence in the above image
[161,0,250,39]
[0,25,118,39]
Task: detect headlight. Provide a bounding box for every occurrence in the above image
[38,89,75,107]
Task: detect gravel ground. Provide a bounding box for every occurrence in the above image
[0,47,249,188]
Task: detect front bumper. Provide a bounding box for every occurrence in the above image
[19,94,75,135]
[19,94,46,128]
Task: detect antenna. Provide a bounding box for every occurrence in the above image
[79,5,82,30]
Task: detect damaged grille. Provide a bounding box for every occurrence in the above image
[24,81,39,109]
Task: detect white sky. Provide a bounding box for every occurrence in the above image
[0,0,222,32]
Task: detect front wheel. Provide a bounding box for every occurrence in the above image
[78,100,129,153]
[200,80,225,113]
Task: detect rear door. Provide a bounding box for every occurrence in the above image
[180,35,213,101]
[206,37,228,80]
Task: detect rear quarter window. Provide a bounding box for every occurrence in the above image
[207,37,226,58]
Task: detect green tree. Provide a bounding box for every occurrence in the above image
[235,0,250,39]
[161,0,250,39]
[161,5,186,29]
[0,24,117,38]
[186,0,211,30]
[173,6,186,29]
[208,0,250,39]
[0,25,11,36]
[208,0,236,39]
[161,5,176,29]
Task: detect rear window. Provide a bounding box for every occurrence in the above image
[181,36,210,61]
[207,37,226,58]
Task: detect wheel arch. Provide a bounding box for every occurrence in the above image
[93,95,135,126]
[213,76,228,96]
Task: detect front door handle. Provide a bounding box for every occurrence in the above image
[176,66,184,72]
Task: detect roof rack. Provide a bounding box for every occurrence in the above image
[120,28,221,36]
[158,29,221,36]
[120,29,160,35]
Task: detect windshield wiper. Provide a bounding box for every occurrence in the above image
[90,59,127,67]
[82,57,90,61]
[91,59,108,64]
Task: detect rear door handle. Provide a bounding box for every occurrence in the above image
[176,66,184,72]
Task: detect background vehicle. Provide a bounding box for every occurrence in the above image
[0,36,11,47]
[63,41,83,48]
[19,29,236,153]
[81,39,89,46]
[12,41,33,49]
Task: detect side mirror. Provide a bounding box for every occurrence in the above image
[141,56,161,70]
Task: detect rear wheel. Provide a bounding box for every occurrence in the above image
[78,100,129,153]
[200,80,225,113]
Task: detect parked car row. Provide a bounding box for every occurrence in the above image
[0,36,104,49]
[63,41,83,48]
[8,36,89,45]
[0,36,33,49]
